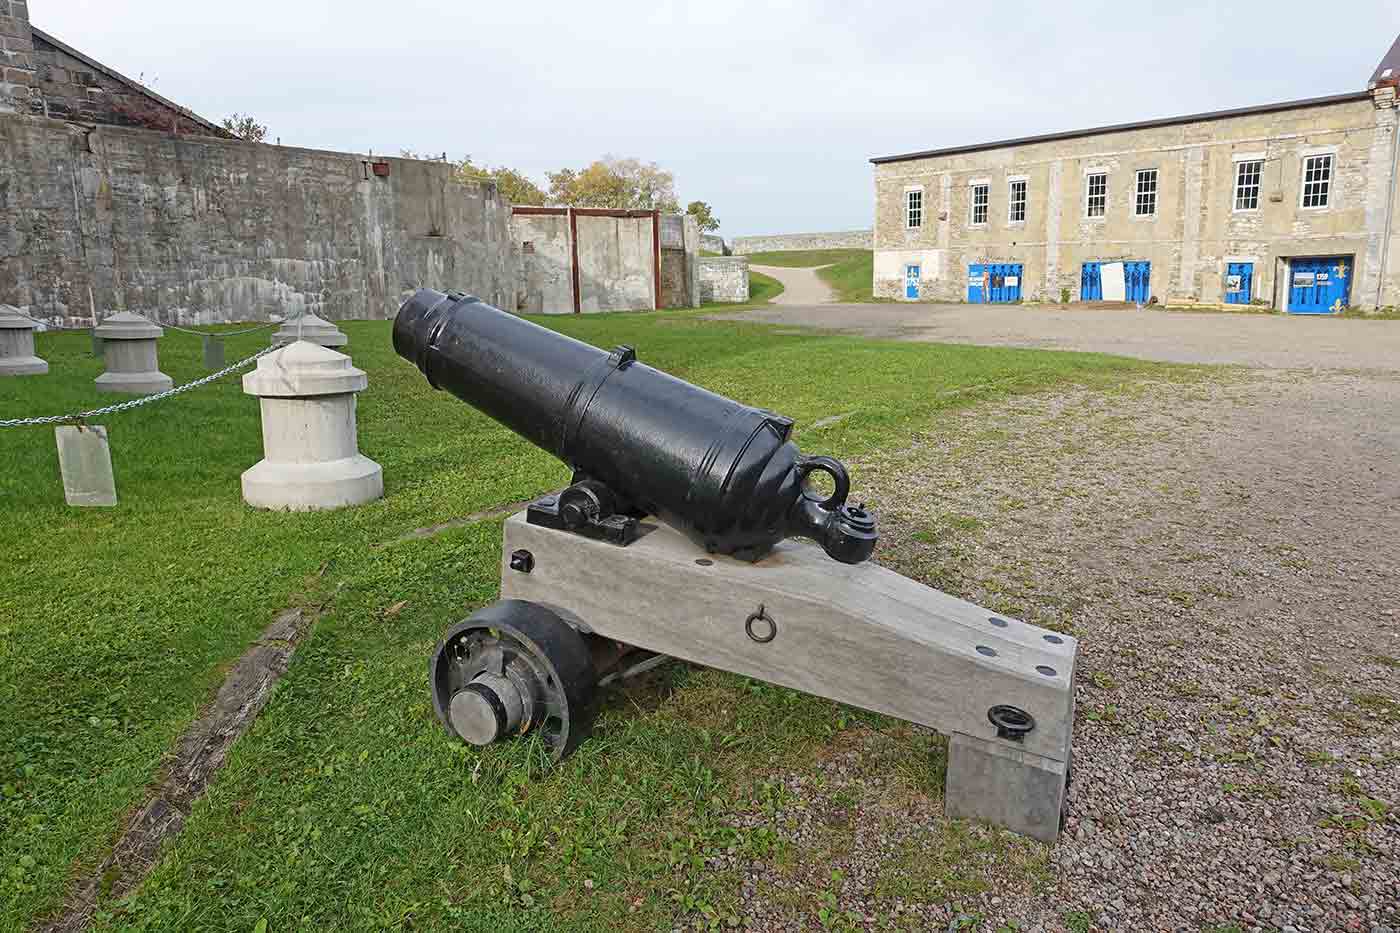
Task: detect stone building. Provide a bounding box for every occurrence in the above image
[1,2,228,135]
[871,35,1400,313]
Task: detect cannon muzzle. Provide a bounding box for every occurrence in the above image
[393,288,877,564]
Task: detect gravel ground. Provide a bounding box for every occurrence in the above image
[721,368,1400,932]
[706,303,1400,369]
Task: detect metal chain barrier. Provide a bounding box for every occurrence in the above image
[130,309,301,338]
[0,344,279,428]
[11,307,299,337]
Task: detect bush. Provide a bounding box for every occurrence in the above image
[1060,287,1071,304]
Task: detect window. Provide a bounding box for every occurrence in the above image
[1301,154,1332,208]
[970,184,989,225]
[1085,172,1107,217]
[1234,160,1262,211]
[906,189,923,228]
[1008,180,1027,223]
[1134,169,1158,216]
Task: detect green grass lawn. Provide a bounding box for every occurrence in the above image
[743,250,877,303]
[748,269,783,304]
[0,315,1156,932]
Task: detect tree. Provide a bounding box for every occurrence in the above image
[399,152,548,206]
[222,113,268,142]
[685,201,719,232]
[458,160,547,206]
[546,156,679,212]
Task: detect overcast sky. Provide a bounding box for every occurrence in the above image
[31,0,1399,237]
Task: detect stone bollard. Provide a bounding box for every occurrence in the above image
[241,340,383,511]
[270,312,347,349]
[94,312,173,394]
[0,305,48,376]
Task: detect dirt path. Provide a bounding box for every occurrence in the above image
[733,369,1400,931]
[749,264,837,305]
[709,302,1400,370]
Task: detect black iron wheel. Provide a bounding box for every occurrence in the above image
[430,600,597,761]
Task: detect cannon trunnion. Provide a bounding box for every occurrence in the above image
[398,289,1076,842]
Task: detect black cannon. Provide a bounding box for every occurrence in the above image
[393,288,877,564]
[394,289,1076,843]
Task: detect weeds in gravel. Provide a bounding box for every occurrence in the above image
[1062,910,1093,932]
[1351,692,1400,721]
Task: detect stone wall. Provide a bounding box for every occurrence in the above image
[575,213,655,313]
[512,213,573,314]
[701,233,727,255]
[698,256,749,303]
[511,209,700,313]
[731,230,873,255]
[872,89,1400,309]
[0,113,516,325]
[0,0,34,114]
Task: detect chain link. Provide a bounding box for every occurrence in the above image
[130,310,298,338]
[0,345,279,428]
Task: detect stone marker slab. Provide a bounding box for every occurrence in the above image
[203,335,225,369]
[56,425,118,507]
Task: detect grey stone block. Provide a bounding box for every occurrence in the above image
[944,731,1068,844]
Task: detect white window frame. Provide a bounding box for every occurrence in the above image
[1084,171,1108,219]
[1299,153,1334,210]
[1232,158,1263,213]
[1007,176,1027,225]
[905,186,924,229]
[968,180,990,227]
[1133,168,1158,218]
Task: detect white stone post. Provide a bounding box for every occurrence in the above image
[241,340,383,511]
[0,305,48,376]
[270,313,348,349]
[94,312,173,394]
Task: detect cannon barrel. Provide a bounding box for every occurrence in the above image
[393,288,877,564]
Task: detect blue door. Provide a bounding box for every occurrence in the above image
[1224,262,1253,304]
[905,265,920,299]
[967,263,985,303]
[968,263,1023,303]
[1081,261,1150,302]
[1124,261,1151,303]
[1288,256,1351,314]
[1081,262,1102,301]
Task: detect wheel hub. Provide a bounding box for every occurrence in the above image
[429,601,597,761]
[450,672,528,745]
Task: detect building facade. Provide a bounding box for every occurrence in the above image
[1,1,227,135]
[871,37,1400,312]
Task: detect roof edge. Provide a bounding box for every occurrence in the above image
[30,26,232,137]
[870,91,1373,165]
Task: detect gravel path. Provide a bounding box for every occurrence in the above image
[749,265,837,305]
[725,369,1400,932]
[707,303,1400,369]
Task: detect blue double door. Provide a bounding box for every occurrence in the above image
[1081,261,1151,302]
[1287,256,1351,314]
[967,263,1023,303]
